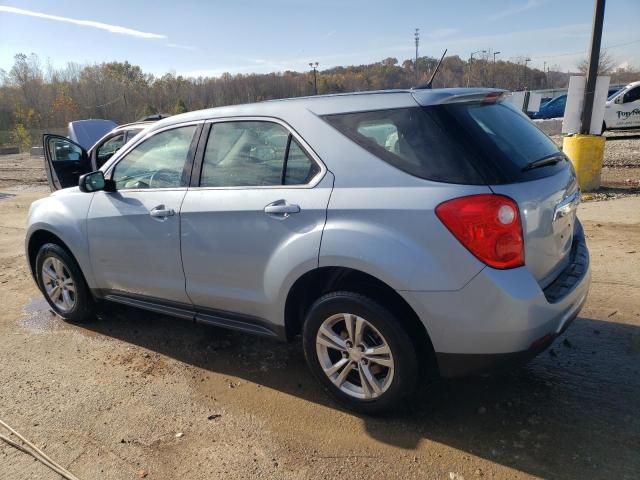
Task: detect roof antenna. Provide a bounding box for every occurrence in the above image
[417,49,447,89]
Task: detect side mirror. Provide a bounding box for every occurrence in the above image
[615,95,624,104]
[78,171,114,192]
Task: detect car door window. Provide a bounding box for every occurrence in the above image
[96,133,125,167]
[48,138,84,161]
[201,121,320,187]
[284,139,320,185]
[623,87,640,103]
[126,128,143,142]
[112,125,196,190]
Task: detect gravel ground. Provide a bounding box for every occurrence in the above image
[602,130,640,168]
[0,191,638,480]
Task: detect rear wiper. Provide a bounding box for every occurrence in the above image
[522,153,566,171]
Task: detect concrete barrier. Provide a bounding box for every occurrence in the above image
[30,146,44,157]
[0,146,20,155]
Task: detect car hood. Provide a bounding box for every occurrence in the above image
[50,186,82,198]
[68,119,118,150]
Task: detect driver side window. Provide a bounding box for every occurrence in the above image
[112,125,196,190]
[623,87,640,104]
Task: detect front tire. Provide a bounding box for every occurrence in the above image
[302,291,419,414]
[35,243,95,324]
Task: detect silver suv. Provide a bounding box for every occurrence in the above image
[26,89,590,413]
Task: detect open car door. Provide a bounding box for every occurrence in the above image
[43,134,91,191]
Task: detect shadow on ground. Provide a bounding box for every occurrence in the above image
[29,300,640,479]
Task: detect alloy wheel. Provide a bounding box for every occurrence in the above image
[315,313,395,400]
[42,257,76,313]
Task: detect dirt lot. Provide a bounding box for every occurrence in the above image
[0,138,639,479]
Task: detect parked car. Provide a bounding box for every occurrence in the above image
[67,119,117,150]
[607,84,626,100]
[531,85,627,121]
[531,94,567,119]
[27,89,590,413]
[43,121,155,191]
[603,80,640,130]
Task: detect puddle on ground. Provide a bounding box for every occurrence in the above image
[20,297,63,333]
[0,192,16,201]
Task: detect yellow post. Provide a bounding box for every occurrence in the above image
[562,134,606,192]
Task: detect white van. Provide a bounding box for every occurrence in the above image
[604,81,640,130]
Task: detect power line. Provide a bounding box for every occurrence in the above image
[530,38,640,61]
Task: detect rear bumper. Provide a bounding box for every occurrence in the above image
[401,222,590,377]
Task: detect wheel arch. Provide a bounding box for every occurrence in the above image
[284,266,437,374]
[27,229,76,282]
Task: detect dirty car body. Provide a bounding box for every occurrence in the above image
[26,89,590,412]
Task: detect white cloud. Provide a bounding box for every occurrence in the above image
[0,5,166,39]
[166,43,197,51]
[487,0,545,21]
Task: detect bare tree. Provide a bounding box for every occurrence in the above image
[577,50,615,75]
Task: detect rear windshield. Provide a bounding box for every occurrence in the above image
[322,101,566,184]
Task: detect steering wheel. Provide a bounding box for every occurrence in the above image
[149,169,180,188]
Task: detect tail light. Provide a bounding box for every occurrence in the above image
[435,194,524,269]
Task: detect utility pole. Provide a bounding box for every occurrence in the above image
[580,0,605,134]
[309,62,319,95]
[492,51,500,88]
[467,50,486,87]
[562,0,607,192]
[414,28,420,83]
[522,57,531,89]
[543,61,547,88]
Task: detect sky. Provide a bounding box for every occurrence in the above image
[0,0,639,78]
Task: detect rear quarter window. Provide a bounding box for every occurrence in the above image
[323,107,484,184]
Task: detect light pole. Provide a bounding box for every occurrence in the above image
[309,62,319,95]
[467,50,486,87]
[414,28,420,83]
[580,0,606,134]
[492,51,500,87]
[543,61,547,88]
[522,57,531,89]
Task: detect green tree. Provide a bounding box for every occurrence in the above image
[10,123,31,152]
[142,104,158,117]
[171,99,188,114]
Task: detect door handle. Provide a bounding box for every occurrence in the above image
[150,205,175,218]
[264,200,300,217]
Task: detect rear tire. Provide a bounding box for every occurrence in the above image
[35,243,95,324]
[302,291,419,414]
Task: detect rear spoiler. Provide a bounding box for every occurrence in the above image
[411,89,509,106]
[438,90,509,104]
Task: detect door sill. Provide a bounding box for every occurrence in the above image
[98,290,283,339]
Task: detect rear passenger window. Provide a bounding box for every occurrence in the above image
[285,139,320,185]
[200,121,320,187]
